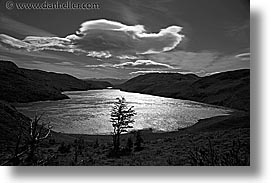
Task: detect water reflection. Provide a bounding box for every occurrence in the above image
[16,89,232,134]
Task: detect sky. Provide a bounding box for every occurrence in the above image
[0,0,250,79]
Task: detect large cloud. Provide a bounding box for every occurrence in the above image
[0,19,184,58]
[66,19,184,55]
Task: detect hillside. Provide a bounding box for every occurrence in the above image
[0,61,69,102]
[118,69,250,111]
[82,79,112,89]
[0,101,30,144]
[21,68,91,92]
[86,78,128,86]
[0,61,110,103]
[189,69,250,111]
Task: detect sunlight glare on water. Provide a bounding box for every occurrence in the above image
[16,89,232,135]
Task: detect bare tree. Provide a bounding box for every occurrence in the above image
[25,113,52,164]
[110,97,136,153]
[1,113,52,165]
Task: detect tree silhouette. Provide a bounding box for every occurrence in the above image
[1,113,52,165]
[110,97,136,154]
[25,113,52,164]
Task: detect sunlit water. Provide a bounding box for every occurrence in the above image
[16,89,232,135]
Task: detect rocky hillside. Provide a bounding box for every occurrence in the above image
[119,69,250,111]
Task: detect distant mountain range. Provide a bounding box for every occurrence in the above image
[118,69,250,111]
[82,79,112,89]
[85,78,128,86]
[0,61,112,103]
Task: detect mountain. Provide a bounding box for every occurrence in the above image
[0,60,110,103]
[118,73,199,97]
[188,69,250,111]
[118,69,250,111]
[82,79,112,89]
[21,68,91,92]
[88,78,128,86]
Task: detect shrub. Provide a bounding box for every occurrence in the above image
[187,137,249,166]
[134,131,144,151]
[58,142,71,154]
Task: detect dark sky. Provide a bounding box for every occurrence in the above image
[0,0,250,78]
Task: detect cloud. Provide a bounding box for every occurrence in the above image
[0,39,72,62]
[85,59,174,70]
[23,36,71,50]
[0,34,76,52]
[87,51,112,58]
[0,17,249,78]
[113,60,174,69]
[0,34,30,49]
[235,52,250,61]
[85,64,113,68]
[65,19,184,55]
[148,50,250,75]
[0,19,184,58]
[129,70,176,75]
[116,55,138,60]
[148,51,219,71]
[55,62,74,66]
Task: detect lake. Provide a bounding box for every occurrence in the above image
[16,89,232,135]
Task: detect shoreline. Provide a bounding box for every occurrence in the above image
[52,110,249,142]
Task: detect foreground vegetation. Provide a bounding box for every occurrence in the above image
[0,118,249,166]
[49,128,249,166]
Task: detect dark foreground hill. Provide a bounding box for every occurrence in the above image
[119,69,250,111]
[0,61,111,103]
